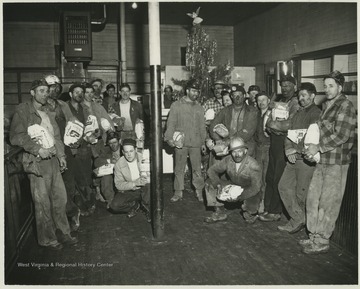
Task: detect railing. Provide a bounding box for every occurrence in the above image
[4,147,34,279]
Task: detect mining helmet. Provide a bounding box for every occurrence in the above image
[45,75,61,86]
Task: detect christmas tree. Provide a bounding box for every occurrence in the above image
[172,7,233,103]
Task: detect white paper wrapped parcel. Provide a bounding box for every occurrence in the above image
[287,129,307,144]
[304,123,320,163]
[64,120,84,146]
[93,163,114,177]
[27,124,55,149]
[217,185,244,202]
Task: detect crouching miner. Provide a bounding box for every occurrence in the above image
[204,137,262,224]
[9,79,78,250]
[110,138,151,222]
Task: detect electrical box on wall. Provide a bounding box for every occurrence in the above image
[62,11,92,62]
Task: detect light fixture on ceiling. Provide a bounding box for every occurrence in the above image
[132,2,137,9]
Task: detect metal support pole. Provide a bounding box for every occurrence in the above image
[120,2,127,84]
[148,2,164,239]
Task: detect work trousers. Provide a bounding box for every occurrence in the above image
[174,147,204,193]
[306,163,349,245]
[28,157,70,246]
[100,175,115,202]
[205,180,261,214]
[109,184,150,213]
[278,159,315,226]
[264,134,286,214]
[255,143,270,200]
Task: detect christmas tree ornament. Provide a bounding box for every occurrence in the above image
[187,7,203,25]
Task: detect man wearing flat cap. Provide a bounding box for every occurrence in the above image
[301,71,356,254]
[204,137,261,224]
[247,85,261,107]
[260,75,300,222]
[209,84,258,157]
[10,79,78,250]
[165,78,206,202]
[111,138,151,222]
[203,80,225,117]
[277,82,321,234]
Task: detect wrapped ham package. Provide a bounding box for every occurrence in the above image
[28,124,55,149]
[217,185,244,202]
[64,120,84,146]
[304,123,320,163]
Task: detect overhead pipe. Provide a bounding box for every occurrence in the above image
[148,2,164,239]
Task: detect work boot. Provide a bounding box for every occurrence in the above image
[127,202,140,218]
[259,213,281,222]
[170,191,183,202]
[70,210,81,232]
[302,242,330,255]
[277,221,295,232]
[195,189,204,202]
[59,234,79,246]
[298,238,314,247]
[95,186,106,203]
[242,211,259,224]
[140,203,151,223]
[42,241,63,251]
[204,207,227,223]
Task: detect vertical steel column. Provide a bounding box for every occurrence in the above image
[120,2,127,84]
[148,2,164,239]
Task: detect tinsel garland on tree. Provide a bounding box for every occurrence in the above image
[172,20,233,104]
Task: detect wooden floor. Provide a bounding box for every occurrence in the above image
[6,174,358,285]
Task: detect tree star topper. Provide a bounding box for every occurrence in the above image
[187,7,203,25]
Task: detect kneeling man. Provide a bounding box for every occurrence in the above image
[111,138,150,222]
[204,137,261,224]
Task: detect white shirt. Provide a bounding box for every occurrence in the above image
[127,160,140,181]
[37,109,54,136]
[119,101,132,131]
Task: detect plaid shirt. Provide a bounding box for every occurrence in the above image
[318,94,356,165]
[202,98,224,116]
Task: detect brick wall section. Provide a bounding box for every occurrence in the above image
[234,3,357,66]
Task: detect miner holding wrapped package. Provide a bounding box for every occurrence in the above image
[277,82,321,234]
[209,84,258,158]
[204,137,261,224]
[164,78,206,202]
[260,75,300,222]
[10,78,77,250]
[108,83,143,142]
[111,138,151,222]
[301,71,356,255]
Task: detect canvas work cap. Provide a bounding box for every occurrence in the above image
[122,138,137,148]
[69,83,84,93]
[299,82,317,94]
[229,137,248,151]
[323,70,345,87]
[30,79,49,91]
[213,80,225,86]
[279,75,297,85]
[186,79,201,90]
[248,85,260,93]
[106,131,119,145]
[230,84,246,95]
